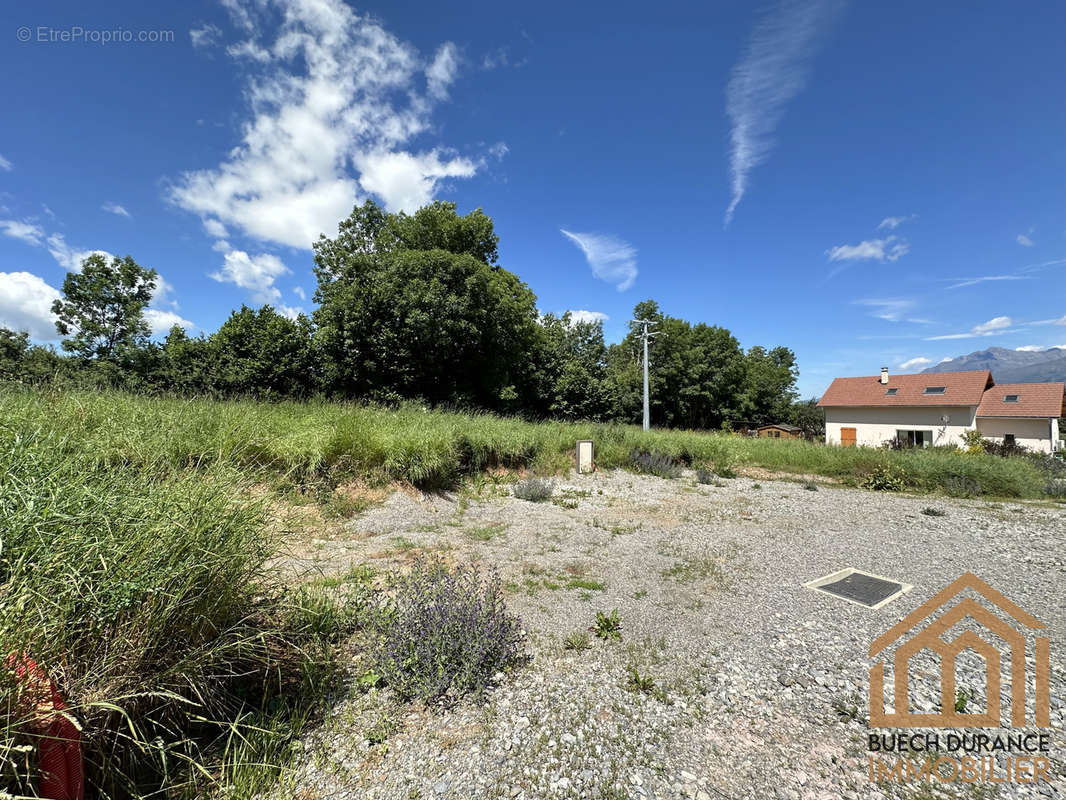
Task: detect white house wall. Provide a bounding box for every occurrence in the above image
[976,417,1056,454]
[824,406,976,448]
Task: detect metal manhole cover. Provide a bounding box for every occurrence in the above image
[804,568,912,609]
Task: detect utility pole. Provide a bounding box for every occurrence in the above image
[631,319,658,431]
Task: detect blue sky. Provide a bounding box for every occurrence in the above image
[1,0,1064,398]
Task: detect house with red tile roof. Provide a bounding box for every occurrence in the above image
[817,368,1065,453]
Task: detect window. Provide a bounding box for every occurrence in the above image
[923,386,946,395]
[1004,394,1019,403]
[1004,434,1016,446]
[885,387,898,396]
[896,429,933,447]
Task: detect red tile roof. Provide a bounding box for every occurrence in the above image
[976,382,1066,418]
[817,370,993,408]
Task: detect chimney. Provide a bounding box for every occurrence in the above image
[880,367,889,385]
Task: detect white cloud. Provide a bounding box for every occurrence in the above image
[488,142,509,160]
[210,248,290,304]
[277,304,303,320]
[926,316,1013,341]
[426,42,459,100]
[145,308,195,335]
[170,0,477,249]
[973,316,1011,334]
[203,218,228,238]
[190,23,223,48]
[945,275,1029,290]
[152,275,179,310]
[897,356,932,370]
[560,229,638,291]
[1031,313,1066,326]
[102,202,131,218]
[0,153,11,171]
[1016,233,1035,247]
[0,272,61,339]
[567,309,608,325]
[852,298,929,323]
[724,0,842,225]
[46,234,114,271]
[877,214,916,230]
[482,47,510,70]
[0,219,45,246]
[355,150,477,214]
[292,286,306,300]
[826,236,909,270]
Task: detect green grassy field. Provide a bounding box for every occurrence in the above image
[0,388,1052,497]
[0,388,1057,798]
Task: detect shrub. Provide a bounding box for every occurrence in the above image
[695,468,716,484]
[1043,478,1066,500]
[921,506,947,517]
[862,463,906,492]
[715,463,737,479]
[944,475,982,498]
[629,448,681,479]
[803,480,818,491]
[375,556,525,704]
[513,477,553,502]
[591,608,623,641]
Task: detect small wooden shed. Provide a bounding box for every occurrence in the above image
[756,423,803,440]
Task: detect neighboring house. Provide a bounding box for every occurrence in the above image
[756,423,802,439]
[817,368,1065,453]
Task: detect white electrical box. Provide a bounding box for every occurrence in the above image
[576,440,595,474]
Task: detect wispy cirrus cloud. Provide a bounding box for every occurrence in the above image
[724,0,844,225]
[102,202,131,218]
[944,275,1029,290]
[852,298,931,324]
[560,230,637,291]
[1016,226,1035,247]
[189,23,222,48]
[0,219,45,246]
[877,214,917,230]
[0,153,12,171]
[926,316,1013,341]
[826,236,909,276]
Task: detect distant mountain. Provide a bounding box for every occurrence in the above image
[922,346,1066,383]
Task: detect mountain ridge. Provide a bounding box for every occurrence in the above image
[921,346,1066,383]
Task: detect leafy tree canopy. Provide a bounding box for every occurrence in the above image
[51,253,156,361]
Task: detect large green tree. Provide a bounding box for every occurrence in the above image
[740,345,800,424]
[51,253,157,361]
[312,200,540,408]
[209,306,316,398]
[536,312,612,420]
[607,301,748,429]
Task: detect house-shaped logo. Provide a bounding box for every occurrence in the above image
[869,572,1051,728]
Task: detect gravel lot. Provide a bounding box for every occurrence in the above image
[277,469,1065,800]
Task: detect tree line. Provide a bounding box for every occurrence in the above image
[0,200,821,433]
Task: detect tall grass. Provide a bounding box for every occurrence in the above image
[0,388,1049,498]
[0,392,352,798]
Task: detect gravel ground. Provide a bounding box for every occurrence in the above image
[275,469,1066,800]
